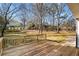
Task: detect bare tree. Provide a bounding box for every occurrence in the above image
[19,4,28,29]
[46,4,57,30]
[54,3,65,33]
[0,3,19,37]
[32,3,46,34]
[0,16,5,24]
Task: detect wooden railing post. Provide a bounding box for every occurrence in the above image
[45,34,47,40]
[0,37,3,56]
[37,35,39,41]
[13,39,16,46]
[23,36,25,43]
[1,34,47,50]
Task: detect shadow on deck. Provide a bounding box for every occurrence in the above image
[2,40,79,56]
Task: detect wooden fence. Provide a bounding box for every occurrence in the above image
[3,34,47,49]
[0,37,3,55]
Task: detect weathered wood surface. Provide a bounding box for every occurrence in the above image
[2,40,79,56]
[3,34,47,49]
[0,37,3,55]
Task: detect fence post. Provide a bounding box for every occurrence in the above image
[13,39,16,46]
[0,37,3,56]
[37,35,39,41]
[45,34,47,40]
[23,36,25,43]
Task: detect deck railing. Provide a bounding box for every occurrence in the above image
[3,34,47,49]
[0,37,3,55]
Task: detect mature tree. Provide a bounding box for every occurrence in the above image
[53,3,66,33]
[45,3,67,32]
[0,16,4,36]
[32,3,47,34]
[0,16,5,24]
[45,4,57,30]
[67,16,76,31]
[19,4,28,29]
[0,3,19,36]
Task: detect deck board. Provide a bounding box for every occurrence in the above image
[2,40,78,56]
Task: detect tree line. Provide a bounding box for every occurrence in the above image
[0,3,76,37]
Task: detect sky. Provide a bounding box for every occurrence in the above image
[0,3,74,26]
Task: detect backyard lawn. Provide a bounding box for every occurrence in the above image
[4,30,76,42]
[2,30,76,55]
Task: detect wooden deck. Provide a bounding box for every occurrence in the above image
[2,40,79,56]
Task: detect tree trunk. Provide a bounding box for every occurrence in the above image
[23,21,26,29]
[52,14,54,31]
[40,18,43,34]
[1,23,7,37]
[57,14,60,33]
[57,21,59,33]
[38,18,43,34]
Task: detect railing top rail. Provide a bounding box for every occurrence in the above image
[3,34,46,40]
[24,34,46,36]
[0,37,3,42]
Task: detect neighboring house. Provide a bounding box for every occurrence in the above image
[7,20,24,30]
